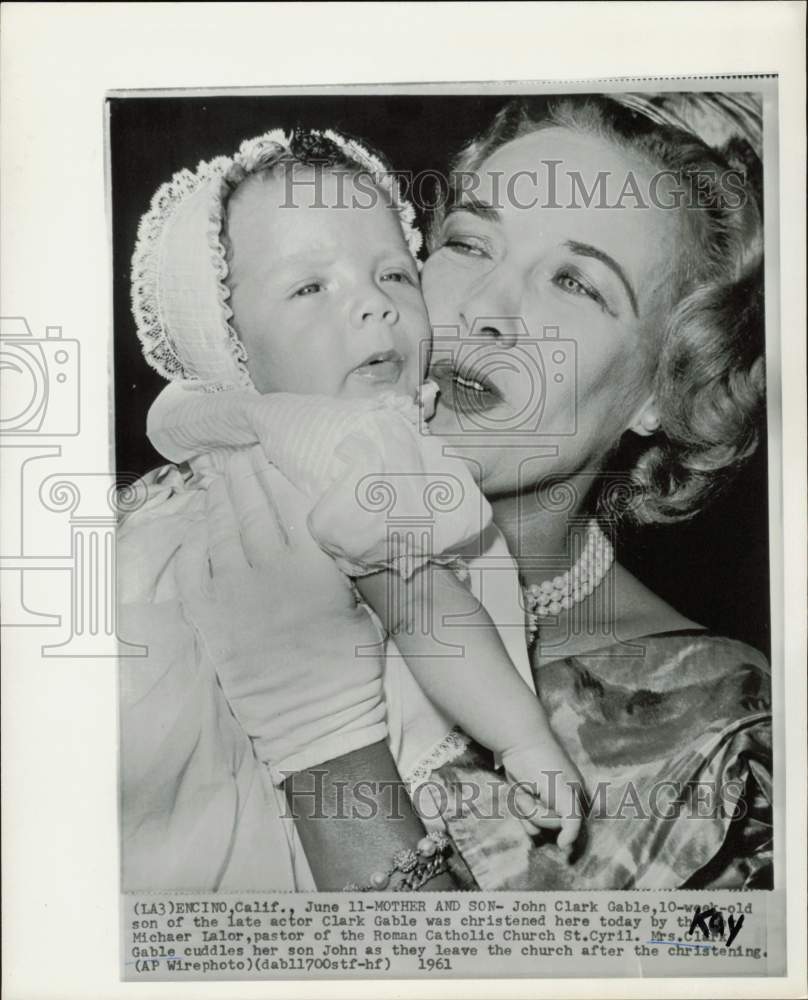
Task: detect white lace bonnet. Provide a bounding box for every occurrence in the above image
[131,128,424,392]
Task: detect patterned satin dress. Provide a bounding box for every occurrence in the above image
[432,632,772,890]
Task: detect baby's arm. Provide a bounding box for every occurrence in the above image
[148,385,583,842]
[356,566,584,855]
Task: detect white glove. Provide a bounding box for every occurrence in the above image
[174,448,388,784]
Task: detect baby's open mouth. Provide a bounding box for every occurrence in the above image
[350,350,405,384]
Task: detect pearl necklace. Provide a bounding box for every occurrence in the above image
[522,520,614,638]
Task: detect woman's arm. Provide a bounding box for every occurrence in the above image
[174,456,464,888]
[285,741,457,891]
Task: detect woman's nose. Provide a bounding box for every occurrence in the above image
[460,316,520,349]
[458,273,521,348]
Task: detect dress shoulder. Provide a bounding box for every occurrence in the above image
[533,630,770,762]
[537,630,768,697]
[431,629,772,890]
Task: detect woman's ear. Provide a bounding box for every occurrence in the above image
[628,396,660,437]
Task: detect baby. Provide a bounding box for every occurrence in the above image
[133,129,583,855]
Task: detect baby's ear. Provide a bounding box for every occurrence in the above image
[628,396,660,437]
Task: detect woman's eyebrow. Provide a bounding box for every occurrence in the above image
[444,195,502,223]
[565,240,639,316]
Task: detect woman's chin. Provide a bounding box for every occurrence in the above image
[427,396,460,436]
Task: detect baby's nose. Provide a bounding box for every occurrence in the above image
[352,284,400,328]
[362,304,395,322]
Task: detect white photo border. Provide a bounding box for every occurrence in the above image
[2,4,805,1000]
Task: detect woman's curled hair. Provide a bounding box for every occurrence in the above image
[637,257,765,521]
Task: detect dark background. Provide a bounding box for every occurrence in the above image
[110,93,771,657]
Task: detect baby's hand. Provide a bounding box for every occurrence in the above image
[501,742,585,860]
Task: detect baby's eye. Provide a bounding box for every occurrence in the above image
[293,282,324,298]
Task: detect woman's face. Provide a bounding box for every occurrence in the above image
[424,127,681,498]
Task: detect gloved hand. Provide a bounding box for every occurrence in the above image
[174,447,388,784]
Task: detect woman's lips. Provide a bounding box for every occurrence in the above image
[349,351,405,384]
[429,359,503,415]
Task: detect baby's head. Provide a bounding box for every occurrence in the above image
[225,135,428,399]
[132,129,428,401]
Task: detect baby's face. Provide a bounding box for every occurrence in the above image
[227,166,429,399]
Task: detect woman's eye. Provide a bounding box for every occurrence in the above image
[380,269,415,285]
[442,237,488,257]
[554,270,604,307]
[293,282,323,298]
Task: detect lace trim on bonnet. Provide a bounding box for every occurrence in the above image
[131,129,424,392]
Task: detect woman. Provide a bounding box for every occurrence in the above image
[119,92,771,892]
[416,93,771,889]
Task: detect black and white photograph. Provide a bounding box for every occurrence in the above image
[2,4,805,997]
[110,81,782,976]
